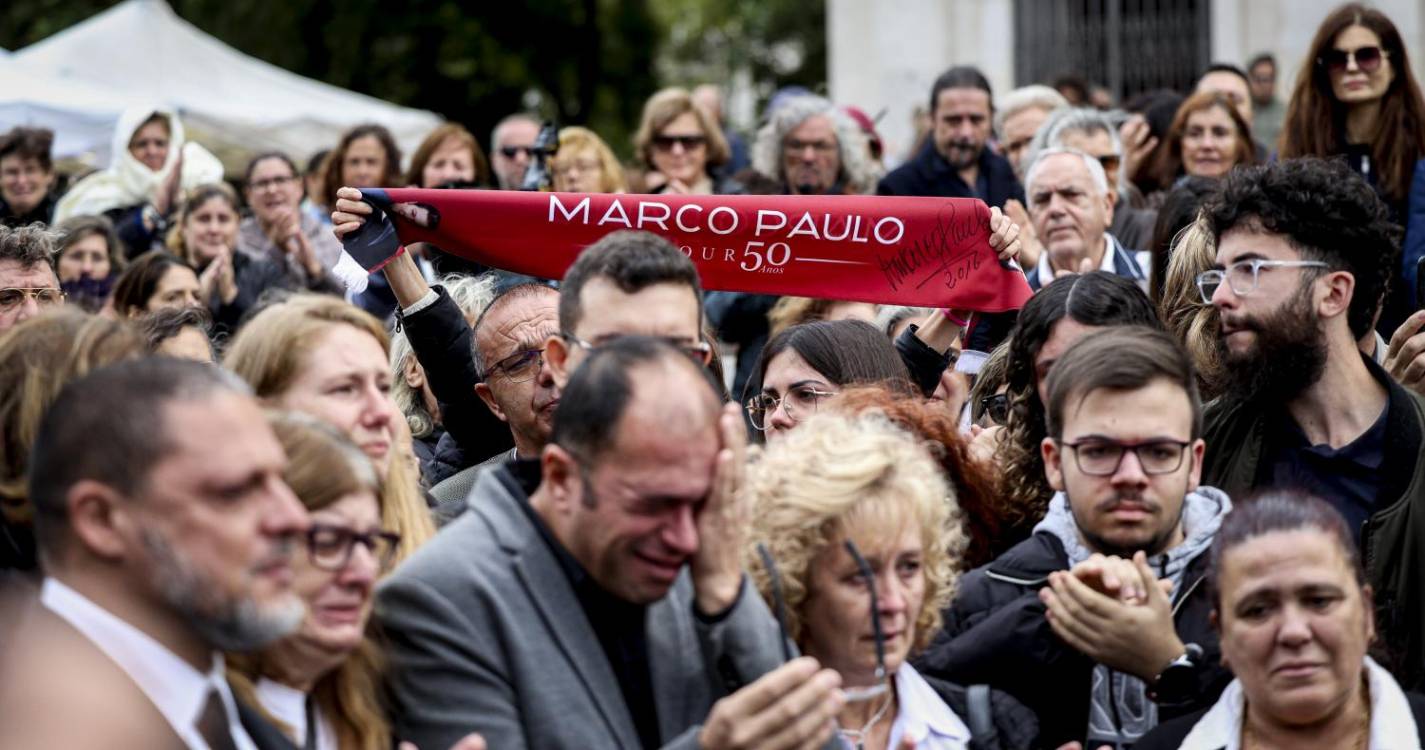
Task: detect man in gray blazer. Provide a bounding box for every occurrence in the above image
[377,337,845,750]
[379,339,843,750]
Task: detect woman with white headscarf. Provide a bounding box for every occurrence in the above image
[55,106,224,258]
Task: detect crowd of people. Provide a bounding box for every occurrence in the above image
[3,2,1425,749]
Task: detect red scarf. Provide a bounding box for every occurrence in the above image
[343,188,1031,311]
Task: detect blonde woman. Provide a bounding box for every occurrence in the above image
[745,412,1035,749]
[549,126,627,194]
[229,413,399,750]
[224,294,434,563]
[1156,217,1225,400]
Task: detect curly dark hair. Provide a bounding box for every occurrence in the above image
[1204,157,1401,339]
[997,272,1162,536]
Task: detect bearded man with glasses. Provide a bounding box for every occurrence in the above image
[1199,157,1425,691]
[0,223,64,333]
[919,327,1233,749]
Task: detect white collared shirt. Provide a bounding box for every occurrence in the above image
[1034,232,1150,289]
[887,663,973,749]
[255,677,337,750]
[40,577,257,750]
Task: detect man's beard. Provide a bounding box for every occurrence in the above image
[1070,487,1186,559]
[940,139,981,170]
[1219,284,1328,404]
[141,528,304,652]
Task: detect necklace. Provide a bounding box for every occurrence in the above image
[838,691,894,750]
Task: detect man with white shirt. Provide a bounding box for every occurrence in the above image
[0,358,309,750]
[1023,147,1150,292]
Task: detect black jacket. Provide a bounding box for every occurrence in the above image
[0,192,57,228]
[396,285,514,479]
[1202,356,1425,691]
[877,143,1025,210]
[916,532,1229,748]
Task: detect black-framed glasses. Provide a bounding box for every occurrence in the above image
[652,134,707,152]
[561,331,714,366]
[843,539,889,702]
[744,385,836,431]
[0,287,65,310]
[979,393,1009,425]
[1059,439,1192,476]
[1195,259,1328,303]
[1319,45,1387,74]
[488,348,546,383]
[306,523,402,571]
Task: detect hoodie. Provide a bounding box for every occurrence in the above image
[1033,486,1233,749]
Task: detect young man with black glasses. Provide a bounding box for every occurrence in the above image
[1198,158,1425,691]
[918,326,1233,750]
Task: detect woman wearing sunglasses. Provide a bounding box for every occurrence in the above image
[228,413,402,750]
[746,412,1036,749]
[1279,3,1425,326]
[634,87,744,195]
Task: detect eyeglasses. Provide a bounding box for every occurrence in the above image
[652,134,707,152]
[248,174,297,192]
[561,332,714,366]
[306,523,402,571]
[1195,259,1328,303]
[499,145,539,159]
[1319,46,1387,74]
[979,393,1009,425]
[0,287,65,311]
[1059,439,1192,476]
[745,385,836,431]
[755,540,887,702]
[488,348,546,383]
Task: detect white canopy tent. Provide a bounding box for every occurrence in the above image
[11,0,443,170]
[0,57,147,164]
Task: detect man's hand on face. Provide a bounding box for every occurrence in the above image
[698,657,844,750]
[1040,551,1186,680]
[690,403,750,615]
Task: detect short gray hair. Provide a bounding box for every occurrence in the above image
[1023,147,1109,201]
[389,272,499,439]
[750,95,880,194]
[1025,107,1124,191]
[875,305,930,337]
[993,85,1069,136]
[490,113,539,151]
[0,223,58,269]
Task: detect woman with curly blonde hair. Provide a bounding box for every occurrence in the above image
[744,411,975,749]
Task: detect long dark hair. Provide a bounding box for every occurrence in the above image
[750,319,914,404]
[320,123,402,210]
[1279,3,1425,204]
[997,273,1162,534]
[110,251,197,318]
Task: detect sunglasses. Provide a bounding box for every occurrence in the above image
[652,134,707,152]
[1318,46,1387,74]
[499,145,540,159]
[979,393,1009,425]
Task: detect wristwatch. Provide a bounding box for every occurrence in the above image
[1147,642,1204,703]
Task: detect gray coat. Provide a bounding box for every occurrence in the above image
[375,466,789,750]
